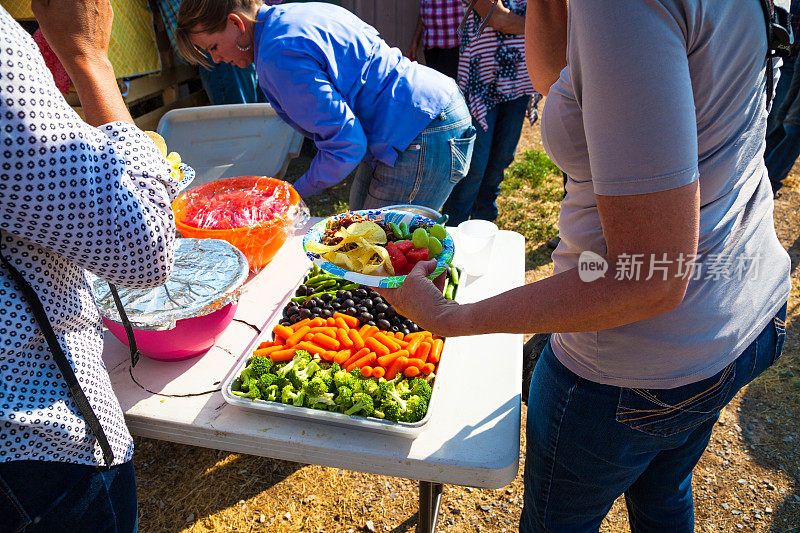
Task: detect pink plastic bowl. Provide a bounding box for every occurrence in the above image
[103,302,238,361]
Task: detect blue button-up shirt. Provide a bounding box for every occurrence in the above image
[253,3,459,197]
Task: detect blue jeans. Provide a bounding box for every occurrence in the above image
[521,303,787,532]
[766,56,800,193]
[442,95,528,226]
[349,95,476,211]
[0,460,138,532]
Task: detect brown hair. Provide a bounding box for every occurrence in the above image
[175,0,261,68]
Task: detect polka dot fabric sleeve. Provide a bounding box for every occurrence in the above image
[0,8,176,466]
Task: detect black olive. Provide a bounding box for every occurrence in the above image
[332,302,342,310]
[299,308,312,319]
[373,296,384,305]
[305,286,316,296]
[321,309,333,318]
[376,312,387,320]
[359,312,373,323]
[280,320,291,327]
[311,307,322,315]
[346,307,358,316]
[410,323,419,332]
[343,299,355,308]
[375,302,389,313]
[320,293,333,302]
[377,319,391,330]
[336,290,345,298]
[367,320,377,327]
[400,327,411,336]
[362,298,374,309]
[312,298,324,307]
[301,300,313,310]
[355,288,368,298]
[289,313,300,323]
[390,325,399,333]
[282,307,293,318]
[390,315,402,325]
[385,306,396,316]
[297,284,308,295]
[357,306,369,314]
[342,291,353,299]
[403,319,414,328]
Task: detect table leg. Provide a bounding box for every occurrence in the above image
[417,481,444,533]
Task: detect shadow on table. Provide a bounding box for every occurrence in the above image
[134,437,301,532]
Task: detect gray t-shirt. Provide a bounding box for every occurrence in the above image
[542,0,791,388]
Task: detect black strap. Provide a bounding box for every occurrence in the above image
[109,283,140,368]
[761,0,793,109]
[0,245,115,467]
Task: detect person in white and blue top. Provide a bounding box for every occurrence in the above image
[176,0,476,211]
[0,1,178,530]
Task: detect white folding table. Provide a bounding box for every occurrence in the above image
[103,224,525,532]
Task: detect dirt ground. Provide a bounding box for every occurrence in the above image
[132,121,800,532]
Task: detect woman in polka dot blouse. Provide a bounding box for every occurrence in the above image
[0,0,178,530]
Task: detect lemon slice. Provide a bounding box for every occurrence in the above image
[145,131,168,156]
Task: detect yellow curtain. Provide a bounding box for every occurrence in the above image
[2,0,161,78]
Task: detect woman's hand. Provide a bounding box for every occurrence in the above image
[32,0,114,73]
[375,259,461,337]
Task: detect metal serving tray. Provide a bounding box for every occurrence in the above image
[220,276,443,437]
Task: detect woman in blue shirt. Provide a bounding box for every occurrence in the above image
[176,0,475,210]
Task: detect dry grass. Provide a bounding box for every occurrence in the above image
[132,121,800,532]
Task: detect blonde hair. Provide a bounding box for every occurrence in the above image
[175,0,261,68]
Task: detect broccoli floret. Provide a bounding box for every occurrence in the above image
[403,396,428,423]
[262,384,281,402]
[256,373,277,396]
[313,365,335,390]
[305,376,329,398]
[344,392,375,417]
[276,350,312,378]
[361,378,380,397]
[306,392,336,409]
[380,399,402,422]
[334,386,354,412]
[280,384,305,407]
[409,378,432,403]
[333,369,358,391]
[249,356,273,379]
[273,375,289,390]
[395,378,412,398]
[232,377,261,400]
[287,359,321,389]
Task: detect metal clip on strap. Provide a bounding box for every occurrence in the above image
[0,247,115,467]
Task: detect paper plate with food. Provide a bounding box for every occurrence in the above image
[303,209,454,288]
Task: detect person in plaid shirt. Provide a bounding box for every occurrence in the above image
[407,0,463,79]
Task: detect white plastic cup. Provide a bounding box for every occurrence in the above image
[456,220,498,276]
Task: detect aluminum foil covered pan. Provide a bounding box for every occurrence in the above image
[89,238,249,331]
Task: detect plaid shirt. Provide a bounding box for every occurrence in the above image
[420,0,463,49]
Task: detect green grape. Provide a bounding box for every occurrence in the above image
[427,235,443,256]
[412,227,429,249]
[429,224,447,241]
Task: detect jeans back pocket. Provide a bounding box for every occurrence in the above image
[616,361,737,437]
[449,126,476,183]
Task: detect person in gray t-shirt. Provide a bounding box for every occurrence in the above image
[379,0,791,530]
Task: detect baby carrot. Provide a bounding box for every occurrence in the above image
[343,347,371,369]
[253,344,285,357]
[372,366,386,379]
[286,325,311,347]
[429,338,444,363]
[347,351,377,372]
[270,348,296,362]
[334,349,353,365]
[360,366,374,378]
[358,324,372,336]
[394,331,404,339]
[290,318,311,330]
[303,333,315,342]
[403,366,421,378]
[373,332,400,352]
[421,362,435,375]
[258,340,275,349]
[308,327,337,337]
[334,312,359,328]
[415,341,431,362]
[334,317,350,330]
[360,325,378,339]
[405,337,422,357]
[377,349,407,369]
[294,341,325,356]
[348,328,365,350]
[365,337,390,357]
[312,333,340,351]
[273,324,294,341]
[326,317,337,327]
[406,358,426,369]
[320,350,336,362]
[404,331,426,342]
[385,355,408,381]
[337,328,354,349]
[309,317,327,327]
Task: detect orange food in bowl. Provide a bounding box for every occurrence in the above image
[172,176,301,269]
